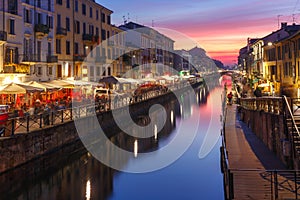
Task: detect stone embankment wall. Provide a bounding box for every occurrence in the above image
[0,83,205,174]
[239,107,292,168]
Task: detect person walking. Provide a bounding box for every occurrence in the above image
[227,91,233,105]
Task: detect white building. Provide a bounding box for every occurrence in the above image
[0,0,56,84]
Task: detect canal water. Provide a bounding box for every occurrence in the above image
[0,84,225,200]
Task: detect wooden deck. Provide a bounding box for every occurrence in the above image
[223,104,299,200]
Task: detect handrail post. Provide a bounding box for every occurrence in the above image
[51,111,54,125]
[295,171,298,199]
[11,119,15,136]
[61,110,64,123]
[229,170,234,199]
[274,170,278,199]
[26,115,29,132]
[39,114,42,128]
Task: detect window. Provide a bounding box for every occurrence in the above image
[8,0,18,15]
[37,0,41,8]
[48,42,51,55]
[83,23,86,34]
[107,31,110,39]
[48,0,51,11]
[277,46,281,60]
[74,43,79,54]
[101,13,105,23]
[89,25,94,35]
[96,27,99,36]
[56,0,62,5]
[83,45,87,55]
[66,17,70,31]
[284,62,292,77]
[9,19,15,34]
[82,3,86,15]
[96,66,100,76]
[37,67,42,76]
[56,39,61,54]
[48,66,53,75]
[90,46,93,57]
[37,41,41,61]
[101,29,106,40]
[75,21,80,34]
[90,66,94,76]
[298,61,300,77]
[96,10,99,20]
[57,14,61,27]
[108,49,111,59]
[90,7,93,18]
[75,1,78,12]
[96,47,100,58]
[47,15,53,28]
[66,0,70,8]
[37,13,42,24]
[24,9,32,23]
[102,48,106,57]
[66,41,70,55]
[107,15,111,24]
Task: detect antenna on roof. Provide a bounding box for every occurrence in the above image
[293,14,296,23]
[127,13,130,22]
[277,15,282,29]
[123,15,127,24]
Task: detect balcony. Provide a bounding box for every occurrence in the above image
[94,35,99,43]
[73,55,86,62]
[34,24,50,39]
[2,64,30,74]
[22,54,41,64]
[0,31,7,45]
[108,40,114,46]
[47,55,58,63]
[82,34,94,45]
[95,56,106,63]
[56,27,67,38]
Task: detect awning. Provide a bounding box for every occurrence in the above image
[0,83,44,94]
[49,80,74,88]
[24,81,59,91]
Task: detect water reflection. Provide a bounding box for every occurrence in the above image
[0,84,223,200]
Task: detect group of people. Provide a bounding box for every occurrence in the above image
[7,96,73,119]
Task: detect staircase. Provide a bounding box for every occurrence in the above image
[283,96,300,163]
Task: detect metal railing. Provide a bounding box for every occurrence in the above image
[0,81,197,137]
[221,132,300,199]
[240,97,283,114]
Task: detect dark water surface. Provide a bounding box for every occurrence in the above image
[0,85,224,200]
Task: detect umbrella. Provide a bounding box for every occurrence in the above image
[25,81,59,91]
[99,76,119,84]
[49,80,74,88]
[0,83,44,94]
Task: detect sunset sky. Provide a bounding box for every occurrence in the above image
[98,0,300,66]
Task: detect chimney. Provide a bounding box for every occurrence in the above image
[281,22,287,29]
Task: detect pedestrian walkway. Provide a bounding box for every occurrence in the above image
[224,104,298,199]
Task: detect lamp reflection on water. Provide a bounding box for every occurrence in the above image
[154,124,158,140]
[134,140,138,158]
[171,110,174,125]
[86,180,91,200]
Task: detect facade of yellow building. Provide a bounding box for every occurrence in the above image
[54,0,112,82]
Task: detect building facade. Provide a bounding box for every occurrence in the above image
[119,22,174,78]
[54,0,113,82]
